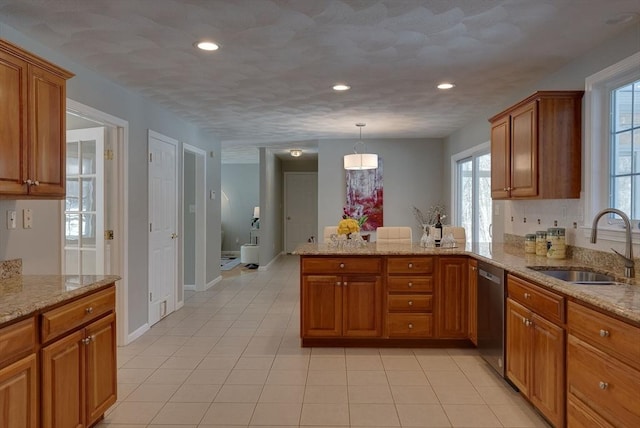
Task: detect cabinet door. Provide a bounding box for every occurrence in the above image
[510,100,538,198]
[436,257,468,338]
[490,115,510,199]
[506,298,530,394]
[28,64,66,197]
[41,329,84,428]
[0,49,29,195]
[530,313,565,428]
[85,313,117,426]
[0,354,38,428]
[342,275,382,337]
[302,275,342,337]
[468,260,478,346]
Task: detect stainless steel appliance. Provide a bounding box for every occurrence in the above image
[477,261,505,377]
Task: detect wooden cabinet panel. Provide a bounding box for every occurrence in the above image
[388,294,432,312]
[342,276,382,337]
[567,395,615,428]
[387,276,433,292]
[490,115,510,199]
[567,335,640,427]
[387,313,432,337]
[387,257,434,274]
[436,257,467,338]
[468,259,478,346]
[508,274,565,324]
[506,298,530,393]
[510,100,538,198]
[0,354,38,428]
[301,257,381,274]
[0,317,36,367]
[302,275,342,337]
[85,313,117,426]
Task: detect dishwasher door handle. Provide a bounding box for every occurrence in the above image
[478,269,501,284]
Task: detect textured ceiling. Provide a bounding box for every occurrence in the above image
[0,0,638,163]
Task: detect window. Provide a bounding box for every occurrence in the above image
[585,52,640,238]
[453,143,492,243]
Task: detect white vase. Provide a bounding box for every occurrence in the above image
[420,224,430,247]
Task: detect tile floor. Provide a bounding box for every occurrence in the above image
[98,255,550,427]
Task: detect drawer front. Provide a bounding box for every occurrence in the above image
[387,277,433,292]
[567,301,640,370]
[387,294,432,312]
[41,286,115,343]
[567,396,615,428]
[302,257,382,274]
[567,335,640,427]
[0,317,36,367]
[387,313,432,337]
[507,275,564,324]
[387,257,434,274]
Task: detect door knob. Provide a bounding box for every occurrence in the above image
[171,233,178,239]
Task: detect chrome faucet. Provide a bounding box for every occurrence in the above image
[591,208,635,278]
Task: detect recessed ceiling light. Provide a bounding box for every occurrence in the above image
[437,82,455,90]
[290,149,303,157]
[195,41,219,51]
[333,84,351,91]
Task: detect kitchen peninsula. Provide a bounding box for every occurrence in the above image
[0,259,120,428]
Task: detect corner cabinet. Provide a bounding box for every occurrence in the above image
[0,39,74,199]
[489,91,583,200]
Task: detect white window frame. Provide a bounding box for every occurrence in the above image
[584,52,640,242]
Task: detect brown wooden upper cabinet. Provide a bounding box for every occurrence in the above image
[489,91,583,200]
[0,39,74,199]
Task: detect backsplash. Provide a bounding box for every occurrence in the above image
[0,259,22,279]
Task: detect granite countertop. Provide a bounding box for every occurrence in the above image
[294,242,640,325]
[0,274,120,324]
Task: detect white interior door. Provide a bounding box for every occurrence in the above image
[285,172,318,253]
[64,127,105,275]
[148,131,178,326]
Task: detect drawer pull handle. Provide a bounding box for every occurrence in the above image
[408,323,413,329]
[524,293,531,299]
[86,307,94,314]
[408,263,413,268]
[339,263,345,268]
[599,329,610,338]
[408,300,413,306]
[599,381,608,390]
[407,282,413,288]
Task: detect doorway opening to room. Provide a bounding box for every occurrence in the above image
[182,144,207,292]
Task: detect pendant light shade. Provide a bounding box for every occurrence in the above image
[344,123,378,170]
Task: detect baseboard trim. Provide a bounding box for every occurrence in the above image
[206,275,223,290]
[258,251,284,271]
[126,323,150,345]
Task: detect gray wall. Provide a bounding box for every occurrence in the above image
[0,23,222,337]
[183,152,196,286]
[443,23,640,252]
[259,149,284,266]
[221,164,259,252]
[318,138,444,241]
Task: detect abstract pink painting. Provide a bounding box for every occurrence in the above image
[345,158,383,231]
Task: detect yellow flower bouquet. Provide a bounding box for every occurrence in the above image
[337,218,360,236]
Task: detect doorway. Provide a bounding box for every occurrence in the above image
[284,172,318,253]
[182,144,206,293]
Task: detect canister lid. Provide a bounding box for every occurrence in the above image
[536,230,547,237]
[525,234,536,240]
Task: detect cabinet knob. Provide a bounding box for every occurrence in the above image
[524,293,531,299]
[503,187,507,191]
[336,281,341,286]
[408,323,413,329]
[407,282,413,288]
[599,381,608,390]
[339,263,345,268]
[408,300,413,306]
[599,329,610,338]
[32,180,39,186]
[408,263,413,268]
[24,179,32,185]
[343,281,348,286]
[86,307,94,314]
[81,337,90,345]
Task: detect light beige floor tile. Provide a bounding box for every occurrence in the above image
[215,384,263,402]
[197,355,240,370]
[172,344,214,357]
[348,384,393,403]
[159,355,203,369]
[95,423,147,428]
[184,368,230,384]
[396,403,451,427]
[381,355,422,371]
[200,402,256,425]
[234,356,275,370]
[303,385,348,403]
[170,383,221,402]
[390,385,439,404]
[138,344,181,357]
[259,384,305,403]
[309,356,347,371]
[347,370,388,386]
[349,403,400,426]
[434,386,485,404]
[310,348,346,356]
[416,355,460,371]
[306,370,347,386]
[476,385,522,405]
[102,401,164,425]
[125,383,180,402]
[425,370,473,388]
[226,369,269,385]
[271,355,310,370]
[345,355,384,370]
[490,403,546,427]
[379,348,415,356]
[266,369,308,385]
[117,368,155,384]
[345,347,381,356]
[249,402,302,425]
[300,403,350,426]
[386,370,429,386]
[122,355,168,369]
[443,404,502,427]
[150,402,209,425]
[116,383,138,402]
[144,368,192,384]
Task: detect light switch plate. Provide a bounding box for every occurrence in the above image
[23,208,32,229]
[7,211,16,229]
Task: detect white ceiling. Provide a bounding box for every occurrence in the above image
[0,0,638,163]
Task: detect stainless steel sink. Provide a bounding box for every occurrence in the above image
[527,267,620,285]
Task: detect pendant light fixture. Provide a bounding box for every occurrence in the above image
[344,123,378,170]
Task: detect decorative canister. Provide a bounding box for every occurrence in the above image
[547,227,566,259]
[535,231,547,256]
[525,234,536,254]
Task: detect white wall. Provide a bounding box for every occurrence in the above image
[0,23,222,337]
[183,152,196,286]
[259,149,284,266]
[443,23,640,252]
[221,164,259,252]
[318,138,444,241]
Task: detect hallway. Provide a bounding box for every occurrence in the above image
[99,255,549,427]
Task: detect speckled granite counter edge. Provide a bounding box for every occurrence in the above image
[0,259,22,279]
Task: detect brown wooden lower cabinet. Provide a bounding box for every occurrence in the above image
[0,353,38,428]
[436,257,468,338]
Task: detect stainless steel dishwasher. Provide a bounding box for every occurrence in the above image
[477,261,505,377]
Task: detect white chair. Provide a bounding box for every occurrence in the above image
[323,226,338,242]
[443,226,466,247]
[376,226,412,244]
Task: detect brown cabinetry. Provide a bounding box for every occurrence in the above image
[0,317,38,428]
[566,301,640,427]
[506,275,565,427]
[468,259,478,346]
[489,91,583,200]
[301,257,382,340]
[385,257,434,337]
[436,257,468,338]
[0,39,73,198]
